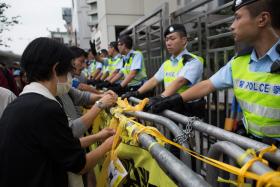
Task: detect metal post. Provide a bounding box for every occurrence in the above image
[206,141,275,186]
[124,110,192,167]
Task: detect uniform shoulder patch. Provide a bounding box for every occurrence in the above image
[182,54,194,65]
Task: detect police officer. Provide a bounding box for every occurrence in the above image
[150,0,280,146]
[91,42,124,89]
[108,35,147,95]
[105,42,124,83]
[122,24,205,118]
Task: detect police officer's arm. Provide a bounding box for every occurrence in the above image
[161,77,188,96]
[101,71,109,81]
[105,70,119,81]
[110,72,123,84]
[180,79,215,102]
[95,71,103,80]
[91,68,101,80]
[120,70,137,87]
[138,77,159,94]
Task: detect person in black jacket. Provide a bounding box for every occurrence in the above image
[0,37,117,187]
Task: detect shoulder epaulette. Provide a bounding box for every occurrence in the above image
[182,54,194,65]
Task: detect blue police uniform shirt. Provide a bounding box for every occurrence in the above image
[96,61,103,70]
[210,39,280,141]
[154,49,203,86]
[210,39,280,90]
[121,50,143,74]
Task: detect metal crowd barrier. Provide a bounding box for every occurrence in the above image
[124,110,192,167]
[161,110,280,165]
[117,120,210,187]
[128,97,280,182]
[207,141,276,186]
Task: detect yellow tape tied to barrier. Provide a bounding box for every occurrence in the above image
[96,98,280,187]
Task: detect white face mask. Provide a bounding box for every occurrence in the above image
[56,73,72,96]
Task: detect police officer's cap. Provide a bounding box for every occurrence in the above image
[232,0,259,11]
[164,24,187,38]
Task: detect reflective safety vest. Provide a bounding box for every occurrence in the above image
[81,68,89,79]
[163,53,204,93]
[88,60,97,75]
[232,54,280,138]
[107,56,122,76]
[123,51,147,86]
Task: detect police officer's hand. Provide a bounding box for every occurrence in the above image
[144,95,165,111]
[121,91,140,100]
[87,79,99,86]
[96,81,105,89]
[108,84,126,96]
[149,93,184,113]
[102,80,112,88]
[89,40,97,56]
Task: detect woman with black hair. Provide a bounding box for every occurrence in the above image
[0,37,116,187]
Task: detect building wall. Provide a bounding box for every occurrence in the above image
[88,0,197,50]
[72,0,91,50]
[105,0,144,15]
[91,0,147,51]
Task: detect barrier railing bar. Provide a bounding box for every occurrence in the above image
[128,97,280,165]
[124,110,192,167]
[123,120,211,187]
[206,141,274,186]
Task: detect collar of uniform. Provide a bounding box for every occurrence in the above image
[124,50,134,61]
[112,53,121,61]
[170,49,189,64]
[250,39,280,64]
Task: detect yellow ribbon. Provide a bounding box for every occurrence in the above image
[97,98,280,187]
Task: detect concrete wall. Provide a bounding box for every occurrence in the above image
[90,0,196,50]
[72,0,91,50]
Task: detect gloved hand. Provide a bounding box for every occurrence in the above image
[121,91,141,100]
[108,84,126,96]
[96,81,106,89]
[87,79,99,86]
[149,93,184,113]
[102,80,112,88]
[89,40,97,56]
[144,95,165,111]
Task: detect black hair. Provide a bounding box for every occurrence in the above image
[271,0,280,29]
[100,49,108,57]
[69,46,86,58]
[109,41,119,52]
[118,35,133,49]
[21,37,74,82]
[246,0,280,29]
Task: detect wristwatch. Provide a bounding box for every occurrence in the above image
[95,100,106,110]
